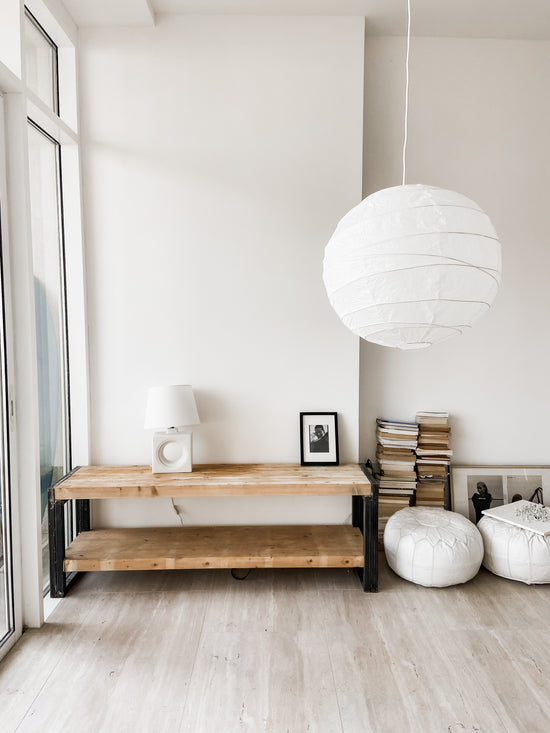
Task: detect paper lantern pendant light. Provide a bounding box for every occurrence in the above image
[323,0,502,349]
[323,184,501,349]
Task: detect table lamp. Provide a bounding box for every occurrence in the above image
[144,385,200,473]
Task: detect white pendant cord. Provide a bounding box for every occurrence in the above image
[402,0,411,186]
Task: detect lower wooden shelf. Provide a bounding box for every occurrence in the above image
[63,524,365,572]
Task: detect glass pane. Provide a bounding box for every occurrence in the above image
[27,123,70,594]
[24,10,58,113]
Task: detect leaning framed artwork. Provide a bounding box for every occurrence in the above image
[451,465,550,524]
[300,412,339,466]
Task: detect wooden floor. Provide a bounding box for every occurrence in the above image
[1,556,550,732]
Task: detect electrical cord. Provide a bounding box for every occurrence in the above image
[171,498,185,526]
[230,569,252,581]
[170,501,252,579]
[402,0,411,185]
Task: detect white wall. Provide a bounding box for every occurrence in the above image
[79,15,364,526]
[360,37,550,465]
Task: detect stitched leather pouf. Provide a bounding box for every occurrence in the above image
[384,507,483,587]
[477,516,550,584]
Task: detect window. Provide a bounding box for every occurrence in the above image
[23,4,84,602]
[24,8,59,114]
[27,120,71,593]
[0,2,87,631]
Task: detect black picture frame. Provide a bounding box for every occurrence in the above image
[300,412,339,466]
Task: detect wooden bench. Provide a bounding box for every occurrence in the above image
[48,463,377,596]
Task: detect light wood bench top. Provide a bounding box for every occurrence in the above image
[54,463,371,500]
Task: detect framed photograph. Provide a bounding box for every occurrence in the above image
[300,412,339,466]
[451,465,550,524]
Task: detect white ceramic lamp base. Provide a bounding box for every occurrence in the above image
[152,430,192,473]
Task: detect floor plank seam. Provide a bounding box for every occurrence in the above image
[323,626,347,733]
[175,590,211,732]
[486,628,548,730]
[11,597,99,733]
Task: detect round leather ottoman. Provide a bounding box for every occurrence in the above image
[384,507,483,587]
[477,516,550,584]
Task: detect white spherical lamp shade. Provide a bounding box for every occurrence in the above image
[323,184,502,349]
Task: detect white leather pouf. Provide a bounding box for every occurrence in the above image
[478,516,550,584]
[384,507,484,587]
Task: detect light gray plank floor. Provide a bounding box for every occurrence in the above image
[1,556,550,733]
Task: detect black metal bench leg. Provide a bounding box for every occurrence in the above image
[353,495,365,588]
[76,498,91,533]
[362,494,378,592]
[352,494,363,529]
[48,488,67,598]
[353,493,379,592]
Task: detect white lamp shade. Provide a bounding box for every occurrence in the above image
[144,385,200,429]
[323,184,502,349]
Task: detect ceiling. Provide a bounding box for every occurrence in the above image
[60,0,550,39]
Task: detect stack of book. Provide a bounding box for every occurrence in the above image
[415,411,452,507]
[376,418,419,542]
[378,495,411,544]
